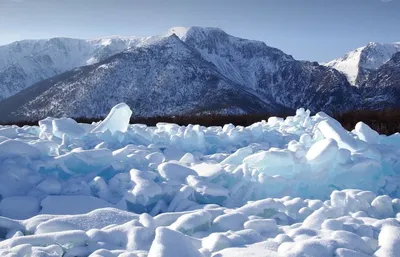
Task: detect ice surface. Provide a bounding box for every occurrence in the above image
[244,218,278,234]
[0,127,18,138]
[124,169,163,212]
[192,163,223,179]
[318,118,359,151]
[187,175,229,204]
[169,210,212,235]
[212,212,248,231]
[157,162,197,182]
[0,104,399,256]
[91,103,132,134]
[148,227,202,257]
[353,122,380,144]
[0,139,41,159]
[52,118,86,139]
[371,195,395,218]
[0,197,40,219]
[306,138,338,165]
[220,147,253,165]
[55,148,113,175]
[40,196,114,215]
[243,149,295,178]
[36,179,62,195]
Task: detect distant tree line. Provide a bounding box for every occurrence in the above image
[2,109,399,135]
[333,108,400,135]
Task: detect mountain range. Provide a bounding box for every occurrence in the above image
[0,27,398,122]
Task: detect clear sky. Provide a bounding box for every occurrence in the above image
[0,0,399,62]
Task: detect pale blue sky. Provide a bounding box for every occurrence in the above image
[0,0,399,62]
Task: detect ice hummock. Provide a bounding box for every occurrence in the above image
[0,104,399,256]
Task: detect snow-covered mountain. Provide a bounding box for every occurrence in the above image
[324,42,400,86]
[0,36,159,100]
[1,27,399,121]
[0,35,279,120]
[0,27,358,121]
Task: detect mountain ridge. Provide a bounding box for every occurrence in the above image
[0,35,161,100]
[0,27,398,122]
[0,34,285,121]
[324,42,400,86]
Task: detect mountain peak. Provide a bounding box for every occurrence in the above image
[166,26,227,41]
[324,41,400,86]
[166,27,192,39]
[366,42,381,48]
[147,33,186,47]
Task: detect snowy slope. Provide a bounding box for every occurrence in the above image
[0,36,158,100]
[325,42,400,86]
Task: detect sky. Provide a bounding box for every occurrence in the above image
[0,0,399,62]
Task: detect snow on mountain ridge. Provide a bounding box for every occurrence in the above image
[325,42,400,86]
[167,26,227,41]
[0,29,358,121]
[168,26,294,93]
[167,26,193,40]
[0,33,282,121]
[324,46,364,86]
[360,42,400,70]
[0,27,287,101]
[0,35,161,100]
[1,27,397,120]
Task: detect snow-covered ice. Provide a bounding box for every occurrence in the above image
[0,104,399,256]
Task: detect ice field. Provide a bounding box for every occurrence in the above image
[0,103,399,257]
